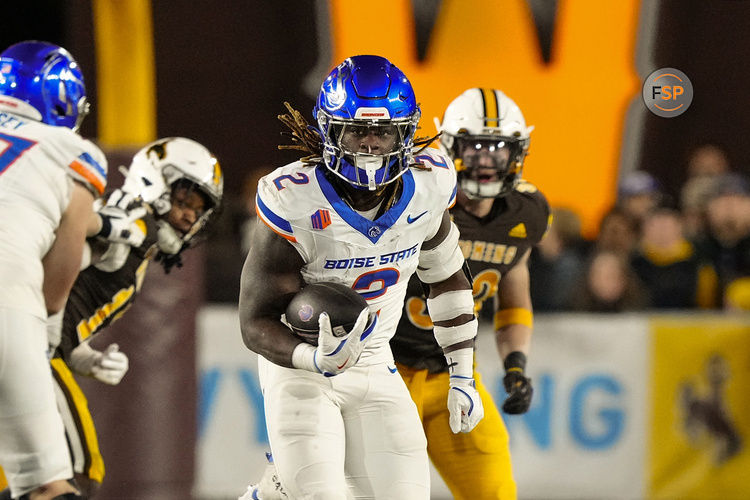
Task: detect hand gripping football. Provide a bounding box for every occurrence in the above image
[285,282,368,345]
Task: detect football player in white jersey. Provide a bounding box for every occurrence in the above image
[0,41,107,499]
[239,55,484,500]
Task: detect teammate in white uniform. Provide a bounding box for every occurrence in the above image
[0,41,106,500]
[239,55,484,500]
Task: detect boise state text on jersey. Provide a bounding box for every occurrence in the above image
[255,148,457,362]
[391,180,550,372]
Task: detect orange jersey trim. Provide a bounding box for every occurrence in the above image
[256,205,297,242]
[69,160,106,195]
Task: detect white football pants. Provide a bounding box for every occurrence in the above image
[0,308,72,498]
[258,355,429,500]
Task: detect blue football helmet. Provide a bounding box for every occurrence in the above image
[0,41,89,131]
[315,55,421,191]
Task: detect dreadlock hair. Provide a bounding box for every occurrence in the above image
[277,102,323,166]
[409,132,442,171]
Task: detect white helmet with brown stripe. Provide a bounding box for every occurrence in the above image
[436,88,533,198]
[121,137,224,253]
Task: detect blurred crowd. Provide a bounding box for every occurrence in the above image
[530,144,750,313]
[204,144,750,313]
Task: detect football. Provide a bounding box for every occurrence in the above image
[285,282,368,345]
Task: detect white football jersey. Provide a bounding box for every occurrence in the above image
[0,111,107,318]
[256,148,457,362]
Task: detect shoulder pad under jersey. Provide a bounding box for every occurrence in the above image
[255,161,316,243]
[410,147,457,210]
[45,128,108,197]
[68,138,107,197]
[512,179,551,244]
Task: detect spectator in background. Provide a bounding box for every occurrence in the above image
[681,175,719,240]
[724,277,750,311]
[696,173,750,309]
[530,207,588,311]
[680,144,732,240]
[569,250,648,312]
[630,206,714,309]
[616,170,664,227]
[686,144,730,178]
[594,206,639,255]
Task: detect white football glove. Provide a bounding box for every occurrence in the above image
[238,452,288,500]
[96,189,148,247]
[46,309,64,357]
[314,308,376,377]
[445,347,484,433]
[69,342,129,385]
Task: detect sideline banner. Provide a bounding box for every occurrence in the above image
[501,314,650,499]
[195,306,268,497]
[194,308,750,499]
[648,315,750,500]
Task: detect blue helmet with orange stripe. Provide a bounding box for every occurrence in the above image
[0,40,89,131]
[437,88,533,199]
[314,55,421,191]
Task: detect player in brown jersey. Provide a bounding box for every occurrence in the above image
[390,88,550,500]
[37,138,221,499]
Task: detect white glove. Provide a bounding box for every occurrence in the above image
[94,242,132,272]
[314,308,376,376]
[291,308,376,376]
[46,309,64,357]
[316,308,377,376]
[92,344,129,385]
[238,452,288,500]
[445,347,484,433]
[96,189,148,246]
[69,342,129,385]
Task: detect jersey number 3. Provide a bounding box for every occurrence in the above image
[405,268,501,330]
[352,268,400,300]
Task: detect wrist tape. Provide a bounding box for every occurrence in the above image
[291,343,317,373]
[445,346,475,379]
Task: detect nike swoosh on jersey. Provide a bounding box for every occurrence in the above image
[337,357,350,370]
[387,365,398,373]
[407,211,428,223]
